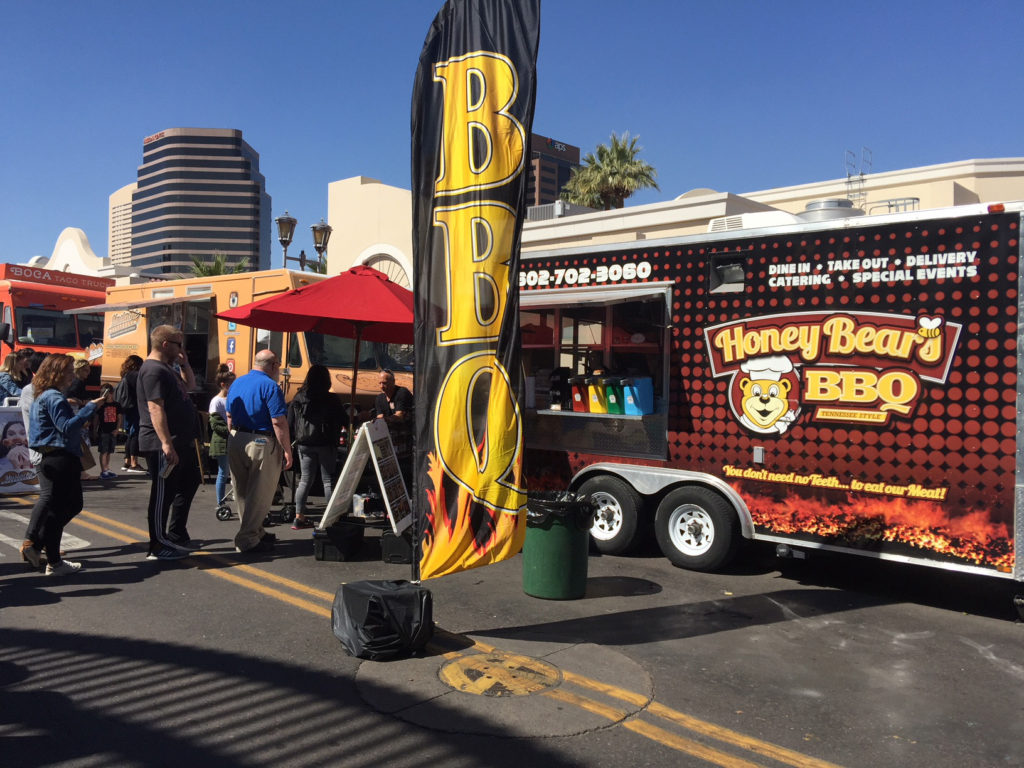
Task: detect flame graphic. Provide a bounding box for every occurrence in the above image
[741,485,1013,569]
[420,450,526,579]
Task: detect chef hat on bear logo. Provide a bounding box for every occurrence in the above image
[739,355,793,381]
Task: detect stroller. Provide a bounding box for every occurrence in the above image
[214,455,298,526]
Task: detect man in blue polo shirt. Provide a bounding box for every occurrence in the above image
[227,349,293,554]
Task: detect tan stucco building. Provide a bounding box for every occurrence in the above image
[326,157,1024,283]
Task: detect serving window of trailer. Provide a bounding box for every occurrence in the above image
[148,298,217,382]
[520,283,671,413]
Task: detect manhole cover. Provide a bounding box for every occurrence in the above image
[438,651,562,697]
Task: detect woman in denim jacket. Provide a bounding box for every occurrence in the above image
[27,354,105,575]
[0,352,27,399]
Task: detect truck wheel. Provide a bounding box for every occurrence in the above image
[578,475,643,555]
[654,487,737,571]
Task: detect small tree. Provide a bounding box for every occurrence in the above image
[561,132,659,210]
[189,252,250,277]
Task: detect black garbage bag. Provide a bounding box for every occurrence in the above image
[526,491,595,528]
[331,580,434,661]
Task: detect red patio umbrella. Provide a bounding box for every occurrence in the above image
[217,265,414,412]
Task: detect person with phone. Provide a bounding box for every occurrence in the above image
[138,325,201,561]
[25,354,105,575]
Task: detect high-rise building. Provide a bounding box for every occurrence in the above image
[108,182,136,266]
[527,133,580,206]
[130,128,270,275]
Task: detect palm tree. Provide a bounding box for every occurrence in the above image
[561,132,659,210]
[189,252,250,277]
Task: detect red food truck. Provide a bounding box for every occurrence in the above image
[519,201,1021,589]
[0,264,111,365]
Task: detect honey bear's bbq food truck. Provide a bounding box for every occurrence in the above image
[519,201,1022,587]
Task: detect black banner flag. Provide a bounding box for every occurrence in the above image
[411,0,540,579]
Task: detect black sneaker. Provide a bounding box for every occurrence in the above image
[237,538,275,555]
[169,538,204,552]
[147,547,189,561]
[261,532,277,543]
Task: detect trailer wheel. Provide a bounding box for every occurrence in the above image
[654,487,737,571]
[578,475,643,555]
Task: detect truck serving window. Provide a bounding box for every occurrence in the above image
[76,313,104,347]
[303,331,378,371]
[293,332,412,374]
[15,307,78,348]
[520,284,670,414]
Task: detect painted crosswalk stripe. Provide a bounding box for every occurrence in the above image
[0,510,91,551]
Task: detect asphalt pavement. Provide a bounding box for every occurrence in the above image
[2,472,1023,768]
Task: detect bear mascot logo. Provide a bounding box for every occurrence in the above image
[734,355,800,435]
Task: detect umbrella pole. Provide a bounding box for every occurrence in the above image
[349,326,362,430]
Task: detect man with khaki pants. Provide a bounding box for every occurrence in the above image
[226,349,293,554]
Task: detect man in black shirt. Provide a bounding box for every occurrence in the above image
[138,325,201,560]
[374,369,413,476]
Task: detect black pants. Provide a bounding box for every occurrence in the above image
[38,451,84,565]
[144,443,200,552]
[24,459,51,548]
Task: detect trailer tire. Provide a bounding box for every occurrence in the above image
[654,487,737,571]
[578,475,644,555]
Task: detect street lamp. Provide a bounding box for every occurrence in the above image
[311,219,332,272]
[276,211,298,268]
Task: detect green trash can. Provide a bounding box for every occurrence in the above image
[522,492,594,600]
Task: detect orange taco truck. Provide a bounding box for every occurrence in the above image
[519,201,1022,588]
[72,268,412,405]
[0,264,111,370]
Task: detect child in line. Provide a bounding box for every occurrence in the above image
[97,383,122,480]
[208,365,235,508]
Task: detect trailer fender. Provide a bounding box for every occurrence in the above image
[570,463,755,540]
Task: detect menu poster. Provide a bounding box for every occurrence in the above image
[319,419,412,535]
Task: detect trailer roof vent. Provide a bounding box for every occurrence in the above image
[706,210,802,233]
[708,215,744,233]
[797,198,865,222]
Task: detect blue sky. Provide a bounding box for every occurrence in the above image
[2,0,1021,265]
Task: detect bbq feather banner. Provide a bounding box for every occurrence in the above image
[411,0,540,579]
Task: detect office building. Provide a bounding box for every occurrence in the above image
[527,133,579,206]
[130,128,270,275]
[108,182,136,266]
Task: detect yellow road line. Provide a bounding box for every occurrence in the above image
[197,563,332,618]
[543,687,628,722]
[75,510,337,602]
[194,553,338,602]
[648,703,843,768]
[563,672,839,768]
[69,516,140,545]
[63,507,840,768]
[624,720,770,768]
[79,509,146,534]
[561,669,651,708]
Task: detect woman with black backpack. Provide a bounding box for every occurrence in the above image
[287,364,343,529]
[116,355,145,473]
